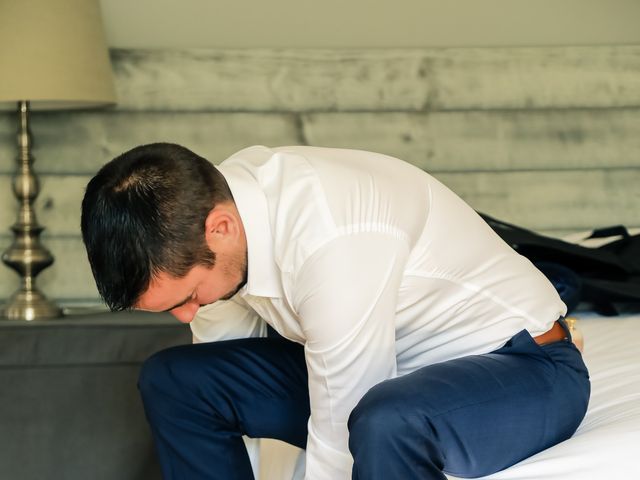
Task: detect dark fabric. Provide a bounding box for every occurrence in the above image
[139,323,589,480]
[138,336,310,480]
[0,310,190,480]
[480,212,640,315]
[534,261,583,312]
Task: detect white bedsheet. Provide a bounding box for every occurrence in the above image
[259,314,640,479]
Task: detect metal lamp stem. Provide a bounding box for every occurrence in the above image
[1,101,62,320]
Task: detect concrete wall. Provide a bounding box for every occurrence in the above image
[0,44,639,305]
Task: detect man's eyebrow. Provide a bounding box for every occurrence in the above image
[160,295,191,313]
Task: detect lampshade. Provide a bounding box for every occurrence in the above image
[0,0,116,110]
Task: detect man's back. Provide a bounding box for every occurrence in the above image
[200,145,565,373]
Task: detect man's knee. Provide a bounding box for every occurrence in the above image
[348,380,427,446]
[138,345,194,401]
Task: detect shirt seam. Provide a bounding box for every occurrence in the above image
[423,178,434,234]
[292,230,411,307]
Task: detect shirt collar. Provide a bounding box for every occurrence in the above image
[219,162,283,299]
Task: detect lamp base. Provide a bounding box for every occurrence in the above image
[0,101,63,322]
[1,287,63,321]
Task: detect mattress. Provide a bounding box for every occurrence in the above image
[258,313,640,479]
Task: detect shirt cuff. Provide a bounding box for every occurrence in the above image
[304,424,353,480]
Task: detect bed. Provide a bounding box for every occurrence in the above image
[258,313,640,479]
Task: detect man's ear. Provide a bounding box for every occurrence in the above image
[204,203,238,250]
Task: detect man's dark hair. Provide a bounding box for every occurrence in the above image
[81,142,233,311]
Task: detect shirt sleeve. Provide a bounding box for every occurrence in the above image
[293,232,409,479]
[190,295,267,344]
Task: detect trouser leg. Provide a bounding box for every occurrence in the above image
[348,329,590,479]
[138,336,309,480]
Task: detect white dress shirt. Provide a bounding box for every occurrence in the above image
[191,145,566,479]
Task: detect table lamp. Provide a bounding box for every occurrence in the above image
[0,0,116,320]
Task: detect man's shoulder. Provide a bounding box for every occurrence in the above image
[218,145,274,169]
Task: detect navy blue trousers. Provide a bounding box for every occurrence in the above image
[138,322,589,479]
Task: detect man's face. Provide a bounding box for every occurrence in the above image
[135,250,247,323]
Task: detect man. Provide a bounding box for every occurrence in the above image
[81,143,590,480]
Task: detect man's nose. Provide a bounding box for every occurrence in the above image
[170,301,199,324]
